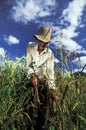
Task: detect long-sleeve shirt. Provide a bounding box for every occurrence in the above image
[26,42,55,89]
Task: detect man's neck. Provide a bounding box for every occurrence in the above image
[38,46,44,54]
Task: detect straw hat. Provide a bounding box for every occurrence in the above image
[34,26,51,43]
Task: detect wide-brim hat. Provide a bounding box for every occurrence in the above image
[34,26,51,43]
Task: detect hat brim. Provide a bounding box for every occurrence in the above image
[34,34,51,43]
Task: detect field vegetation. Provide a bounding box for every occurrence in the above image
[0,48,86,130]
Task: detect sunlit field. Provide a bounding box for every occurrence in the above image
[0,48,86,130]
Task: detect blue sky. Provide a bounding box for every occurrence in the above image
[0,0,86,72]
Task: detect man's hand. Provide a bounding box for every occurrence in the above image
[31,75,38,86]
[50,89,60,102]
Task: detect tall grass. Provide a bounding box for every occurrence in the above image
[55,72,86,130]
[0,57,29,130]
[0,49,86,130]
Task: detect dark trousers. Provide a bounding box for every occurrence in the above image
[24,79,53,130]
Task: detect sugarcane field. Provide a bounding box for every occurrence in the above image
[0,47,86,130]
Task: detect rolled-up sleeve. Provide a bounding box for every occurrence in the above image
[46,53,55,89]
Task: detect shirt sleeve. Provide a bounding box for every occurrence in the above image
[46,52,55,89]
[26,44,34,76]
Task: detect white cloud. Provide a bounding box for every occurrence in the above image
[60,38,82,52]
[0,48,6,58]
[76,49,86,54]
[73,68,86,73]
[4,35,20,45]
[59,26,79,39]
[51,27,82,52]
[51,38,82,52]
[73,56,86,68]
[10,0,56,24]
[62,0,86,27]
[54,58,59,63]
[52,0,86,53]
[9,0,86,54]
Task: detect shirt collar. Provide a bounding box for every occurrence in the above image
[35,43,48,55]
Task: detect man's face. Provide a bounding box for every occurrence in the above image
[38,41,48,52]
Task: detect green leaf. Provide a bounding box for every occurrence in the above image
[49,125,55,130]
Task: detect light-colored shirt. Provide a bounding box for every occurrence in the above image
[26,42,55,89]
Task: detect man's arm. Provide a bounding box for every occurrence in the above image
[26,44,34,74]
[27,43,38,86]
[46,53,58,102]
[46,53,55,89]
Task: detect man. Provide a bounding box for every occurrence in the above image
[26,26,57,130]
